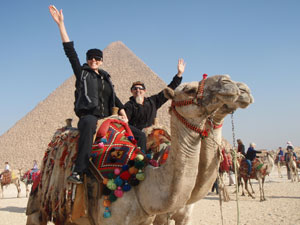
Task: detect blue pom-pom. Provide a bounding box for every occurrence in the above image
[100,138,107,144]
[122,182,131,192]
[114,176,123,186]
[128,136,134,140]
[122,165,129,171]
[146,153,152,159]
[103,207,111,218]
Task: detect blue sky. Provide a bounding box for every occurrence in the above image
[0,0,299,150]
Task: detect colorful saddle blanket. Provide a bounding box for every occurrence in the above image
[22,169,40,184]
[240,158,265,178]
[91,118,146,178]
[0,171,12,185]
[146,128,171,166]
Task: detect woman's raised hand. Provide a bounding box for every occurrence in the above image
[49,5,64,25]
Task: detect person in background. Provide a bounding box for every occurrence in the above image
[32,160,38,170]
[4,162,10,171]
[245,143,261,177]
[49,5,128,184]
[277,147,284,162]
[237,139,246,156]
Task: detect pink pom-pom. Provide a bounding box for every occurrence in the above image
[114,187,123,198]
[98,142,104,148]
[114,168,121,175]
[203,74,208,79]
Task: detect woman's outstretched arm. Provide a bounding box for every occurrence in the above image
[49,5,70,43]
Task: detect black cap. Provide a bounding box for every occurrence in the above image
[86,48,103,60]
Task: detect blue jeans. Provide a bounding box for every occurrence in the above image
[246,159,252,175]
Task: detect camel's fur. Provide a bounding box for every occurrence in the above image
[26,75,241,225]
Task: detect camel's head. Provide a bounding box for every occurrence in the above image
[164,75,240,119]
[211,81,254,122]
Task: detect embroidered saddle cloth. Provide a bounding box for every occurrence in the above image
[145,127,171,166]
[0,171,12,185]
[91,118,145,178]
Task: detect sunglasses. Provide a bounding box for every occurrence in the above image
[87,56,102,61]
[131,86,145,91]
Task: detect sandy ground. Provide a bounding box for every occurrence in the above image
[0,168,299,225]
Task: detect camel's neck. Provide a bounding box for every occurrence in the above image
[137,112,204,214]
[187,119,223,203]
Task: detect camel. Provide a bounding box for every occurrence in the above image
[286,151,299,182]
[239,152,274,201]
[20,168,40,197]
[274,154,285,178]
[0,170,21,198]
[26,74,241,225]
[153,81,254,225]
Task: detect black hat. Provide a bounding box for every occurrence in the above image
[86,48,103,60]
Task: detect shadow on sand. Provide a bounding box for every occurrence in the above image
[0,206,26,213]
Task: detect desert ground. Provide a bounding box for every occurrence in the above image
[0,168,299,225]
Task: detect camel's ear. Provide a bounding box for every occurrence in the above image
[164,87,175,99]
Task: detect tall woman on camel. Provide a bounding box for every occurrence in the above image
[49,5,129,184]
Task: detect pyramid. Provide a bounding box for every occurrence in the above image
[0,42,171,169]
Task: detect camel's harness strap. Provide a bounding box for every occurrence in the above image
[231,112,240,225]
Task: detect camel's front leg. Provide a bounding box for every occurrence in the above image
[249,179,255,194]
[243,178,254,199]
[0,185,3,198]
[261,177,266,201]
[257,177,264,201]
[15,179,21,198]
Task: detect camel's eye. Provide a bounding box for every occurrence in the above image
[184,87,197,95]
[239,88,246,94]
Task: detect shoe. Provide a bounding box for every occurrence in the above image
[67,172,83,184]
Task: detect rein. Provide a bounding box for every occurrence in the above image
[171,74,213,138]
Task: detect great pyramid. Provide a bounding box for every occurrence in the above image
[0,41,171,169]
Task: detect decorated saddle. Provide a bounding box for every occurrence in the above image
[0,171,12,185]
[240,158,265,178]
[144,125,171,167]
[22,169,40,184]
[91,118,146,179]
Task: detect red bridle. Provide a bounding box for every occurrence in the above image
[171,74,222,137]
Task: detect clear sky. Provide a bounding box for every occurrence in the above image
[0,0,299,150]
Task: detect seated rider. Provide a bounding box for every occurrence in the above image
[245,143,262,177]
[49,5,128,184]
[277,147,284,161]
[237,139,246,156]
[124,59,186,152]
[0,162,10,180]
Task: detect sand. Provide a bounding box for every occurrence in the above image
[0,168,299,225]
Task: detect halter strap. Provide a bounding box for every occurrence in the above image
[170,74,210,137]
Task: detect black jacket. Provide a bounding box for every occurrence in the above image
[245,147,262,161]
[63,42,124,118]
[125,75,182,130]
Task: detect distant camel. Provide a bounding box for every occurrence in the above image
[286,151,299,182]
[20,168,40,197]
[0,170,21,198]
[239,152,274,201]
[274,154,285,178]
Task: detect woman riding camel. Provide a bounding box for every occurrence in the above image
[49,5,129,184]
